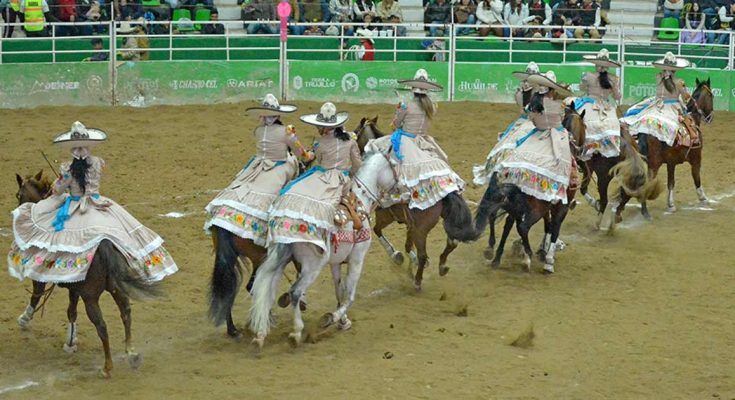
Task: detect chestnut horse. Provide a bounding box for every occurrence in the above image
[354,116,477,290]
[472,104,586,273]
[617,78,714,220]
[14,170,155,378]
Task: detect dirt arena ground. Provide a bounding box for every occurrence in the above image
[0,101,734,399]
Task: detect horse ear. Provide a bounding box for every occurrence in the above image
[580,110,586,119]
[34,170,43,181]
[16,173,23,188]
[372,115,379,123]
[707,78,711,85]
[359,117,366,126]
[696,78,700,85]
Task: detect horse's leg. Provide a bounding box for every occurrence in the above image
[543,205,570,274]
[82,296,113,378]
[596,166,612,228]
[411,208,439,291]
[287,246,325,347]
[666,163,677,212]
[322,242,370,331]
[110,289,142,369]
[516,203,545,272]
[581,160,598,209]
[484,210,498,260]
[641,138,662,220]
[491,214,515,269]
[63,290,80,353]
[17,280,46,329]
[536,212,551,261]
[437,237,458,277]
[690,150,708,203]
[374,208,403,265]
[330,262,343,307]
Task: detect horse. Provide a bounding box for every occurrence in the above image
[14,170,154,378]
[616,78,714,220]
[353,116,478,290]
[472,104,586,273]
[249,151,398,349]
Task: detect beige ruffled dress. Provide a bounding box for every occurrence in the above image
[268,132,361,251]
[571,71,622,160]
[204,124,306,246]
[366,99,464,210]
[620,74,688,146]
[492,97,574,204]
[8,156,178,283]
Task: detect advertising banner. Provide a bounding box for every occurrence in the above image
[0,63,110,108]
[115,60,280,106]
[287,61,450,103]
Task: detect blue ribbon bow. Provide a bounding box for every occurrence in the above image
[390,128,417,161]
[52,194,100,232]
[574,97,597,110]
[280,166,325,195]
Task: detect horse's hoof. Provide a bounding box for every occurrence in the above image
[490,259,501,269]
[17,315,32,330]
[414,281,422,292]
[319,312,336,329]
[227,329,243,341]
[63,343,78,354]
[99,368,111,379]
[642,212,652,221]
[483,247,494,261]
[536,250,546,262]
[391,252,405,266]
[338,317,352,331]
[522,256,532,273]
[277,292,291,308]
[288,332,301,348]
[614,214,623,223]
[251,337,265,352]
[127,352,143,370]
[555,240,566,251]
[543,264,555,274]
[666,206,677,213]
[569,199,577,210]
[299,300,307,312]
[438,265,450,277]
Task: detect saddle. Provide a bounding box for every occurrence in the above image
[678,114,701,147]
[334,192,367,230]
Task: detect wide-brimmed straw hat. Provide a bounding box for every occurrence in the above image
[512,61,540,81]
[53,121,107,148]
[356,28,374,44]
[652,51,690,71]
[526,71,573,98]
[583,48,620,68]
[300,102,349,128]
[399,69,443,94]
[117,18,145,33]
[245,93,298,117]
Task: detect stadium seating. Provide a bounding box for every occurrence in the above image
[657,17,680,41]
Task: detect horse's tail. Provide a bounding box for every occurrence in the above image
[441,191,479,242]
[249,243,292,337]
[100,240,162,300]
[208,227,242,326]
[610,142,663,202]
[474,174,506,235]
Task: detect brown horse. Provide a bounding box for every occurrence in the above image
[354,117,477,290]
[617,78,714,220]
[14,170,155,378]
[473,104,586,273]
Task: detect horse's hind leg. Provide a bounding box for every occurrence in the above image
[63,291,80,353]
[581,160,598,209]
[516,208,544,272]
[287,252,324,347]
[17,281,46,329]
[484,211,497,260]
[536,213,551,261]
[491,214,515,269]
[82,296,113,378]
[437,237,458,277]
[666,163,677,212]
[544,206,570,274]
[111,289,142,369]
[374,209,403,265]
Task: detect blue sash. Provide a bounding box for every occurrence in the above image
[242,156,285,171]
[390,128,417,161]
[574,97,597,110]
[624,98,679,117]
[279,166,349,195]
[499,114,528,140]
[515,127,564,147]
[52,194,100,232]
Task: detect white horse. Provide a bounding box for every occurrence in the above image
[249,151,398,348]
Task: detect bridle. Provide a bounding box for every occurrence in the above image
[353,151,399,213]
[563,107,585,157]
[689,84,714,124]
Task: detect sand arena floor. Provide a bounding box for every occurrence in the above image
[0,102,734,399]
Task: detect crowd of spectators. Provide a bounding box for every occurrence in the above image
[661,0,735,44]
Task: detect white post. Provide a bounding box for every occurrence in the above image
[448,23,455,101]
[110,19,117,105]
[729,31,734,70]
[168,23,173,61]
[393,26,397,63]
[225,24,230,61]
[338,24,344,61]
[619,23,625,106]
[280,39,287,100]
[52,24,56,63]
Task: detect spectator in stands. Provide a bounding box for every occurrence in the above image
[352,0,375,22]
[116,0,143,20]
[202,7,224,33]
[682,1,706,43]
[527,0,552,38]
[1,0,19,38]
[355,28,374,60]
[286,0,305,35]
[301,0,325,33]
[425,0,451,37]
[387,13,406,36]
[328,0,353,35]
[54,0,78,35]
[504,0,535,37]
[575,0,601,40]
[76,0,105,35]
[550,0,579,39]
[453,0,476,35]
[663,0,684,22]
[19,0,57,36]
[711,2,735,44]
[476,0,508,37]
[376,0,401,23]
[239,0,278,34]
[118,19,149,60]
[87,37,109,60]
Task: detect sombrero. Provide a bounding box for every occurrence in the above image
[300,102,349,128]
[398,69,443,93]
[245,93,298,117]
[53,121,107,148]
[583,48,620,68]
[512,61,540,81]
[652,51,690,71]
[526,71,573,98]
[356,28,374,44]
[116,18,145,33]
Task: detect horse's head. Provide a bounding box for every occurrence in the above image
[16,170,53,205]
[563,102,586,157]
[355,151,398,208]
[689,78,714,125]
[354,115,384,155]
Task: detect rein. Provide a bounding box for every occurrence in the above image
[689,84,714,124]
[26,283,56,317]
